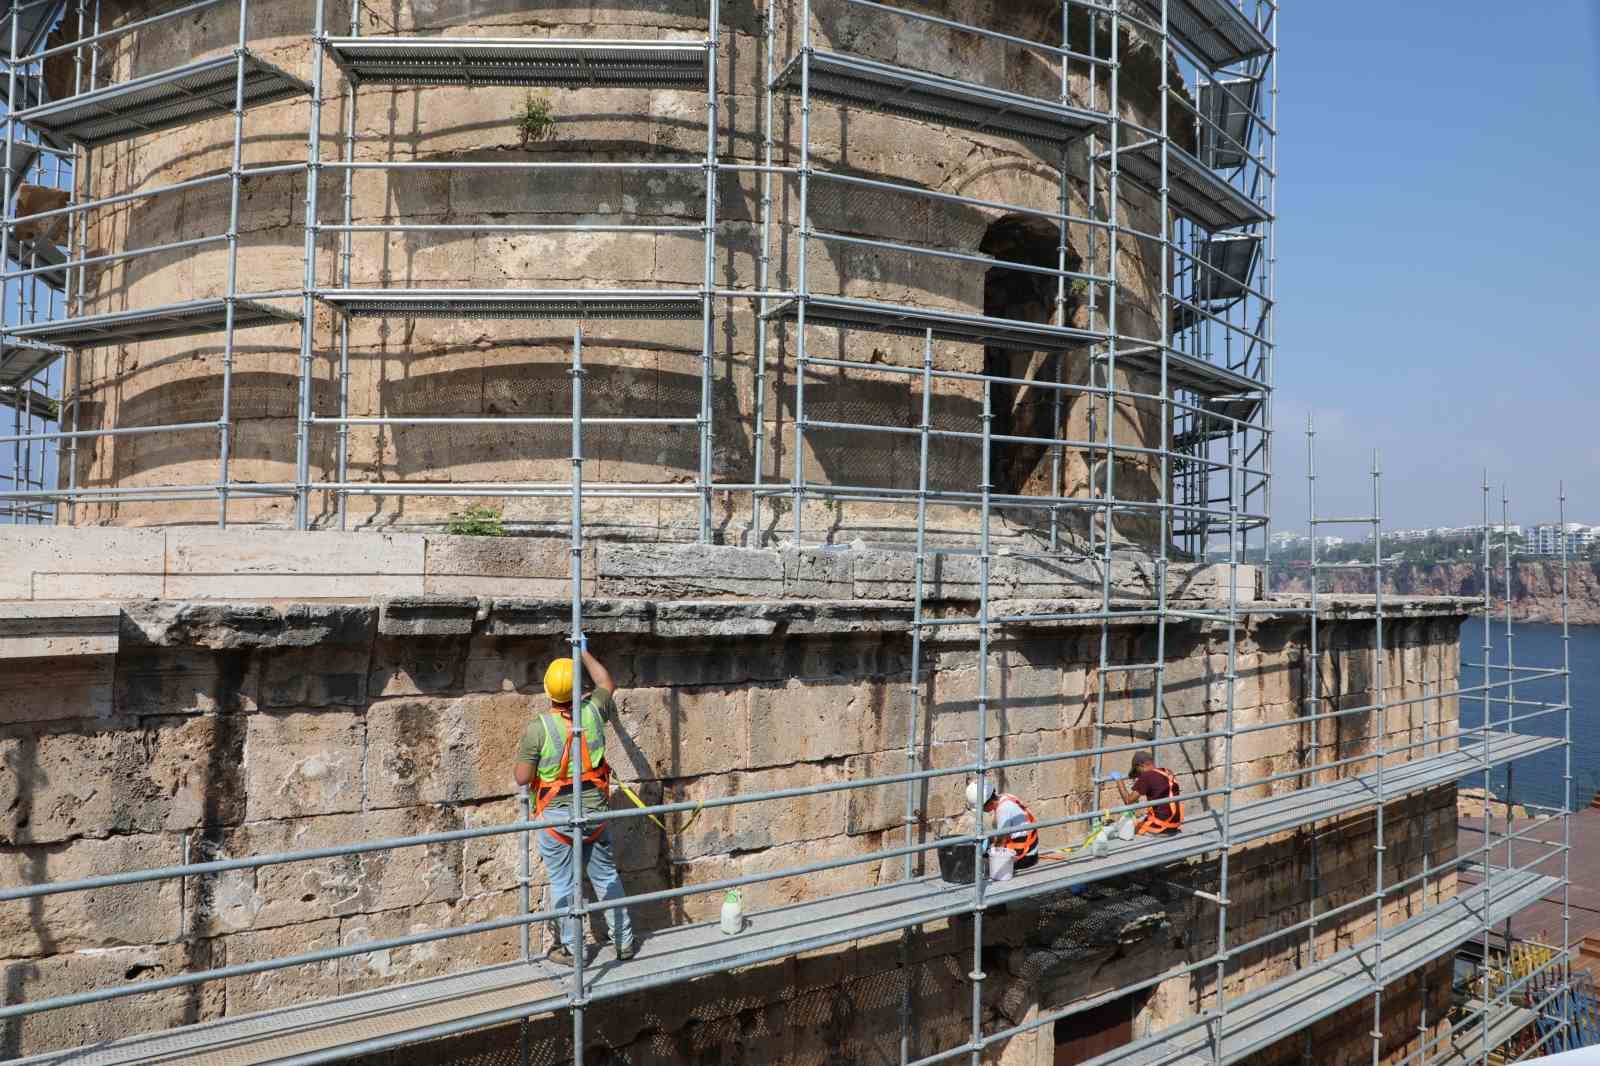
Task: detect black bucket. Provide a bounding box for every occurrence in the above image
[937,840,976,884]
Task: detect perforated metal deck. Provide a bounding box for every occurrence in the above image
[10,731,1556,1066]
[0,339,62,385]
[777,50,1108,153]
[769,294,1104,352]
[1098,344,1262,400]
[7,299,299,349]
[325,37,710,88]
[319,288,704,320]
[1107,139,1271,232]
[1079,869,1559,1066]
[1129,0,1273,72]
[15,53,311,148]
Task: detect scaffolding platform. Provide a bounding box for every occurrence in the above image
[1105,139,1270,232]
[319,288,704,320]
[6,298,299,349]
[769,294,1103,352]
[0,338,63,385]
[1097,344,1261,400]
[15,53,311,148]
[0,383,57,417]
[1129,0,1273,72]
[1088,868,1559,1066]
[324,37,710,88]
[1433,1001,1540,1066]
[776,50,1107,152]
[7,236,70,291]
[1199,77,1261,170]
[10,730,1556,1066]
[1174,394,1264,449]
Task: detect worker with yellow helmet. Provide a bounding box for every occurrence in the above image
[512,645,635,964]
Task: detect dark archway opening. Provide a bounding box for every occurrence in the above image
[980,215,1082,497]
[1052,987,1154,1066]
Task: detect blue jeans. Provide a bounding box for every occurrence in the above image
[536,823,633,953]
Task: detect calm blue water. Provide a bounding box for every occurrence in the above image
[1458,617,1600,811]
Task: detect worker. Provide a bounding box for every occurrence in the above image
[1109,750,1183,835]
[966,779,1040,870]
[513,646,636,963]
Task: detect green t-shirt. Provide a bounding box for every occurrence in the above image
[517,688,616,816]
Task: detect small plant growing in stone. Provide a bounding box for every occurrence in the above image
[446,504,506,537]
[516,93,557,148]
[1070,278,1090,298]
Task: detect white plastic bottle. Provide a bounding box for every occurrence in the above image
[720,889,744,935]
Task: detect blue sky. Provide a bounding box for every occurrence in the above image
[1272,0,1600,532]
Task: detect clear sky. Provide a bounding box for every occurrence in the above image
[1271,0,1600,534]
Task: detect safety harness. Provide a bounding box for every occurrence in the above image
[1135,768,1184,835]
[995,794,1040,860]
[533,707,611,845]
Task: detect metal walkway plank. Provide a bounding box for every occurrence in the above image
[777,50,1108,153]
[1106,139,1270,232]
[11,733,1558,1066]
[319,288,704,321]
[769,294,1105,352]
[15,53,311,149]
[325,37,710,89]
[1128,0,1272,72]
[7,299,300,349]
[1087,869,1559,1066]
[0,339,63,385]
[1096,344,1263,401]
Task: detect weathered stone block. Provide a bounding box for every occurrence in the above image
[0,655,114,724]
[339,895,521,993]
[597,543,785,598]
[365,692,527,808]
[423,534,584,597]
[0,527,165,601]
[244,712,365,821]
[0,834,182,954]
[163,529,427,599]
[261,643,370,708]
[115,648,259,716]
[368,636,469,697]
[0,942,221,1058]
[218,918,342,1015]
[0,603,121,659]
[782,548,854,599]
[747,679,869,768]
[201,806,464,933]
[611,685,749,781]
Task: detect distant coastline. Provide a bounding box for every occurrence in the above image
[1269,559,1600,625]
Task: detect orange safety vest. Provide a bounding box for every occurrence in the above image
[533,709,612,845]
[1135,768,1183,835]
[994,794,1039,860]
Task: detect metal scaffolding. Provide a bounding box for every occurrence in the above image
[0,3,1580,1066]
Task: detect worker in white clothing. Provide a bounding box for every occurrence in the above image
[965,779,1040,871]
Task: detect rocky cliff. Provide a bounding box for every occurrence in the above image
[1272,560,1600,625]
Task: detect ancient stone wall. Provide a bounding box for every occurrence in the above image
[57,0,1175,542]
[0,575,1467,1061]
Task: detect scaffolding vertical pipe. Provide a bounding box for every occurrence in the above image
[897,326,934,1066]
[1369,450,1387,1066]
[294,0,327,531]
[2,4,19,379]
[1304,413,1322,988]
[790,0,813,544]
[1479,472,1494,1066]
[213,0,253,527]
[1151,0,1174,766]
[749,0,777,546]
[1500,485,1516,948]
[333,0,358,531]
[1090,0,1124,826]
[64,0,99,526]
[1210,433,1240,1066]
[968,377,995,1066]
[568,323,588,1066]
[696,0,720,544]
[1048,1,1069,553]
[1557,481,1573,1051]
[1261,4,1279,597]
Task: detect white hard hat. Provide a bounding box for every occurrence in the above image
[966,779,997,807]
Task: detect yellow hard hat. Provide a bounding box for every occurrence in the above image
[544,658,574,703]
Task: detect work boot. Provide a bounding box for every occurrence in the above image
[615,940,638,961]
[548,944,576,966]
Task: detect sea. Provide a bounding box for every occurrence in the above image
[1458,616,1600,811]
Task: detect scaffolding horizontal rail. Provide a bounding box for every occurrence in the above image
[1106,139,1270,231]
[769,294,1104,351]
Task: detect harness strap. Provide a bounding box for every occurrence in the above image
[1136,768,1183,834]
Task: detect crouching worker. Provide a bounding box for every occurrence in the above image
[513,647,637,963]
[966,779,1040,871]
[1111,750,1183,836]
